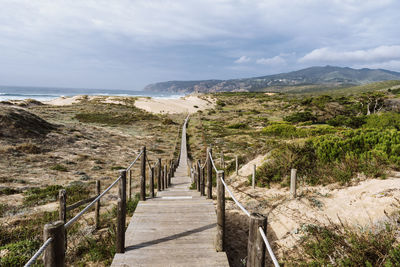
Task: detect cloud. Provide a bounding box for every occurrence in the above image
[256,56,286,65]
[1,0,400,88]
[299,45,400,63]
[234,56,251,64]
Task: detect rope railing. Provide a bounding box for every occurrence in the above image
[207,151,280,267]
[219,175,251,217]
[126,150,143,171]
[65,174,122,228]
[208,152,219,173]
[259,227,280,267]
[25,146,149,266]
[24,237,53,267]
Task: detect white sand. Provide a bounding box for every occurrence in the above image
[225,153,400,251]
[134,95,214,114]
[44,95,214,114]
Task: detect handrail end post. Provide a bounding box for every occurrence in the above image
[44,221,65,267]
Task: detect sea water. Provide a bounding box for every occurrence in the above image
[0,85,184,101]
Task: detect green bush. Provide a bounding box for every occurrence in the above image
[227,122,248,129]
[364,112,400,130]
[290,223,400,266]
[311,129,400,164]
[262,123,335,138]
[49,164,68,172]
[284,111,316,123]
[0,239,41,266]
[256,143,317,187]
[327,115,366,128]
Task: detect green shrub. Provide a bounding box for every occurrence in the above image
[311,129,400,164]
[256,143,317,187]
[284,111,316,123]
[262,123,335,138]
[227,123,248,129]
[290,223,400,266]
[49,164,68,172]
[24,185,63,206]
[327,115,366,128]
[364,112,400,130]
[262,123,297,138]
[216,100,226,107]
[0,239,41,266]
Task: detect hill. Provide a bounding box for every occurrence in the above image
[144,66,400,93]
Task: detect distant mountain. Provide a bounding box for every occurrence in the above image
[144,66,400,93]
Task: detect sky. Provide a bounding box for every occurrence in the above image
[0,0,399,90]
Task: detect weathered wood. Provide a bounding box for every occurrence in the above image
[247,213,267,267]
[117,170,127,253]
[140,147,146,201]
[207,147,212,199]
[66,196,97,212]
[59,189,66,222]
[161,168,165,190]
[58,189,67,251]
[111,116,229,267]
[157,158,162,191]
[150,167,155,198]
[216,171,225,252]
[44,220,65,267]
[290,168,297,199]
[128,170,132,200]
[95,180,100,229]
[196,160,201,192]
[252,164,256,189]
[200,166,205,196]
[168,161,172,186]
[235,155,238,175]
[164,165,168,189]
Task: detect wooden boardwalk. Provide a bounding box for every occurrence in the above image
[111,122,229,266]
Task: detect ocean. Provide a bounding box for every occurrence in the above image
[0,85,183,102]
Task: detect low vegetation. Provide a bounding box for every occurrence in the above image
[186,80,400,265]
[0,97,183,266]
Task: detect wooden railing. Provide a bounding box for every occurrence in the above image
[25,130,182,267]
[190,147,280,267]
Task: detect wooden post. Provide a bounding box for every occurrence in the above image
[168,162,172,186]
[252,164,256,189]
[207,147,212,199]
[290,168,297,199]
[116,170,127,253]
[95,180,100,229]
[197,160,201,192]
[43,221,65,267]
[247,213,267,267]
[140,146,146,201]
[164,165,168,189]
[200,166,205,196]
[128,170,132,200]
[59,189,66,222]
[157,158,162,191]
[161,168,165,190]
[235,155,239,175]
[216,171,225,252]
[150,167,155,198]
[58,189,67,250]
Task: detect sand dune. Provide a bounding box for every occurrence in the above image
[44,95,214,114]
